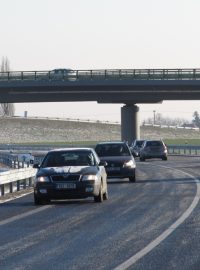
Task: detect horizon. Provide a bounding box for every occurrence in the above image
[1,0,200,122]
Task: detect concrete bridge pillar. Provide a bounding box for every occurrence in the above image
[121,104,140,144]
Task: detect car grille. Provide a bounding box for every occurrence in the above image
[51,174,80,182]
[106,161,123,167]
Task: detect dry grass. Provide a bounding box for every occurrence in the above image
[0,117,200,144]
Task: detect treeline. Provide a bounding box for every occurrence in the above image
[143,113,189,127]
[0,56,15,116]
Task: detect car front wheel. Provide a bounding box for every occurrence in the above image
[103,188,109,200]
[34,193,50,205]
[129,171,136,182]
[94,184,103,203]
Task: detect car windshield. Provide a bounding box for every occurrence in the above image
[95,144,130,157]
[135,140,145,147]
[41,150,95,167]
[146,141,163,147]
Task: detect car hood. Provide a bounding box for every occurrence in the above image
[37,166,98,176]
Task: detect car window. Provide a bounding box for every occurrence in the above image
[95,144,130,157]
[146,141,163,147]
[41,150,95,167]
[136,141,145,147]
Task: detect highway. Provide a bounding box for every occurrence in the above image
[0,156,200,270]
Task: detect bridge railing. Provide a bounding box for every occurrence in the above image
[1,68,200,81]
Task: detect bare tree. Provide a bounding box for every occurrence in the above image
[144,113,189,126]
[0,57,15,116]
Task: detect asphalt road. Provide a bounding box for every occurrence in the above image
[1,156,200,270]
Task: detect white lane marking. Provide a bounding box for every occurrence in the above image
[114,165,200,270]
[0,191,33,204]
[0,205,53,226]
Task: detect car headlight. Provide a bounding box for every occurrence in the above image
[36,176,50,182]
[82,175,98,181]
[123,160,135,168]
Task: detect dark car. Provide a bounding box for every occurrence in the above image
[139,140,168,161]
[33,148,108,204]
[50,68,76,81]
[95,142,136,182]
[130,139,146,157]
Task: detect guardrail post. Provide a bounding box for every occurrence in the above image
[14,160,17,168]
[28,177,33,187]
[23,179,27,189]
[9,182,13,193]
[1,184,5,196]
[17,180,20,191]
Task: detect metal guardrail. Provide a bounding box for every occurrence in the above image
[168,145,200,156]
[0,153,33,169]
[1,68,200,82]
[0,168,36,197]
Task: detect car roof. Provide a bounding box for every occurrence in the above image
[48,148,94,153]
[145,140,164,142]
[52,68,72,71]
[96,141,127,145]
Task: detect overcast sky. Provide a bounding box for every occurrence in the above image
[1,0,200,122]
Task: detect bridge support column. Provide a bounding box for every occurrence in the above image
[121,104,140,144]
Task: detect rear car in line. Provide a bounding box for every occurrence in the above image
[95,141,136,182]
[33,148,108,204]
[139,140,168,161]
[130,139,146,157]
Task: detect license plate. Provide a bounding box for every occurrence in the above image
[56,183,76,189]
[107,167,120,171]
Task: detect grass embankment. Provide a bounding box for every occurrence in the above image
[164,139,200,145]
[0,117,200,145]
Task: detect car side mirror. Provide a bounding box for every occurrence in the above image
[99,161,108,166]
[33,163,40,169]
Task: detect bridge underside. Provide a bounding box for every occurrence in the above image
[1,80,200,103]
[1,79,200,143]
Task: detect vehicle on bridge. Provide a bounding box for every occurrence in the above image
[33,148,108,204]
[95,141,136,182]
[50,68,76,81]
[139,140,168,161]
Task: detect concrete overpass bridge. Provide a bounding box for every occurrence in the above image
[1,68,200,143]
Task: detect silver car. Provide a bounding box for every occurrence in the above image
[33,148,108,204]
[140,140,168,161]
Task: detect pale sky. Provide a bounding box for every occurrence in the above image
[1,0,200,123]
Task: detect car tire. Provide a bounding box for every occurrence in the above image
[34,194,50,205]
[129,171,136,182]
[94,184,103,203]
[34,194,43,205]
[103,188,109,200]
